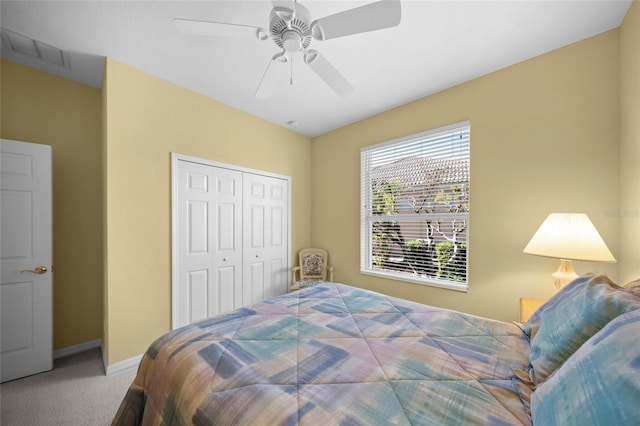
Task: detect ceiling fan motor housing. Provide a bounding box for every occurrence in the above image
[269,3,312,52]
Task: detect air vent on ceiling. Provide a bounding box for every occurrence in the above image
[1,28,69,69]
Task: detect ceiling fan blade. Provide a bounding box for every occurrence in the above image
[304,50,354,97]
[173,18,266,40]
[254,52,288,99]
[310,0,401,41]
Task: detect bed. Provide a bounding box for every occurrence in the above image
[113,275,640,425]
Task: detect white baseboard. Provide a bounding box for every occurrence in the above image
[53,339,141,376]
[53,339,102,360]
[104,352,143,376]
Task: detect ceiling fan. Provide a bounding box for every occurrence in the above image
[174,0,401,99]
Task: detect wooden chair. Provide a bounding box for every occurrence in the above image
[290,248,334,291]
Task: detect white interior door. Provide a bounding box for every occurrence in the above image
[1,139,53,383]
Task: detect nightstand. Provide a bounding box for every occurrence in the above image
[519,297,546,323]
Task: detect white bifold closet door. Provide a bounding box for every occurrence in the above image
[242,173,289,306]
[174,158,289,329]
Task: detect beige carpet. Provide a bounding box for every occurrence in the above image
[0,348,137,425]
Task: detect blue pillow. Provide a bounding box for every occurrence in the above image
[531,309,640,425]
[522,275,591,340]
[526,274,640,384]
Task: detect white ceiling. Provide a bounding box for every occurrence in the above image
[0,1,632,137]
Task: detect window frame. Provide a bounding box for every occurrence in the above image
[360,121,470,292]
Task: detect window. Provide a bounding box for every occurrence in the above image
[360,122,470,291]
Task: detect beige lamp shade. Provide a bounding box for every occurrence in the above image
[523,213,616,262]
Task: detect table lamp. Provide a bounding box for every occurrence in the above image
[523,213,616,291]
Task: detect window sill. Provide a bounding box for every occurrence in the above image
[360,269,468,292]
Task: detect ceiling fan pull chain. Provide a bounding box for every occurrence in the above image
[290,54,294,86]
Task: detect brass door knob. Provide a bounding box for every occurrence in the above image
[20,266,48,274]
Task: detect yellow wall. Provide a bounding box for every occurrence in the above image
[102,59,312,364]
[619,1,640,282]
[311,30,621,322]
[1,59,103,350]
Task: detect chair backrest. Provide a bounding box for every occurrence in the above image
[299,248,328,280]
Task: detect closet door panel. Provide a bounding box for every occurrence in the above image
[243,176,266,305]
[176,161,215,328]
[243,174,288,302]
[211,167,243,316]
[266,177,289,298]
[248,205,265,249]
[189,270,208,323]
[217,266,238,314]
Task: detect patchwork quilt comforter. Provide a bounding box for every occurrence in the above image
[113,283,531,425]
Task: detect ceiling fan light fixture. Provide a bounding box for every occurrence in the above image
[273,51,288,63]
[282,30,302,52]
[303,49,318,65]
[256,28,269,41]
[273,6,295,23]
[310,21,325,40]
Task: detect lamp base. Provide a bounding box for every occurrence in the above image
[552,259,579,291]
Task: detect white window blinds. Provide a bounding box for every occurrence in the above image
[361,122,470,291]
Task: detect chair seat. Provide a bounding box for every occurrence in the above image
[291,279,326,291]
